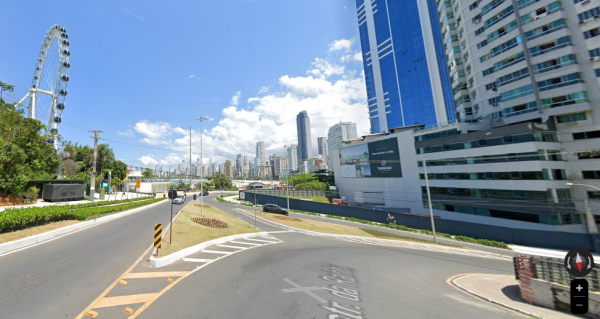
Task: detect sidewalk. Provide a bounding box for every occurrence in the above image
[0,192,151,212]
[452,274,578,319]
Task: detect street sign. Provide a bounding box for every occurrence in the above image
[136,178,141,188]
[168,189,177,199]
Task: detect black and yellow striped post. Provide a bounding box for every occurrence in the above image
[154,224,162,256]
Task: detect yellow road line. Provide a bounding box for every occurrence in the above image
[93,293,157,309]
[75,243,155,319]
[128,273,188,319]
[123,271,188,279]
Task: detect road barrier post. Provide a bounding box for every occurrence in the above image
[154,223,162,256]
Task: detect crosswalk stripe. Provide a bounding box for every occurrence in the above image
[182,258,214,263]
[230,241,262,246]
[201,249,233,255]
[245,238,278,243]
[217,244,248,250]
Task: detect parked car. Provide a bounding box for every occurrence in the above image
[263,203,289,216]
[173,195,185,204]
[201,190,209,196]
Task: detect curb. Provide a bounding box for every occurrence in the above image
[233,208,511,259]
[0,199,167,257]
[451,274,544,319]
[148,231,270,268]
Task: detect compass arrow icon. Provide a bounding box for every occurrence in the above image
[576,253,583,272]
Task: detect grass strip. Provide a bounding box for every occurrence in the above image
[359,228,461,247]
[160,203,260,256]
[0,198,165,233]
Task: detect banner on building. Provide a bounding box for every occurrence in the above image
[340,137,401,178]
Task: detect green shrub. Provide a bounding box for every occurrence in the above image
[0,198,165,233]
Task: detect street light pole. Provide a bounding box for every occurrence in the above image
[284,145,290,212]
[421,156,437,242]
[196,117,206,217]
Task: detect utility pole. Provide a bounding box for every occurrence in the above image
[89,130,103,202]
[421,156,437,242]
[190,126,192,190]
[196,117,206,217]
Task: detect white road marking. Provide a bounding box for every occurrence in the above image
[201,250,233,255]
[230,241,261,246]
[245,238,278,243]
[182,258,214,263]
[217,244,248,250]
[331,236,512,261]
[282,278,327,303]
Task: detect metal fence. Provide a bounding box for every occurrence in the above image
[241,191,596,251]
[533,256,600,291]
[248,189,338,198]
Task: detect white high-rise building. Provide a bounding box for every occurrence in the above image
[327,122,358,168]
[255,141,266,177]
[287,144,298,173]
[296,111,313,163]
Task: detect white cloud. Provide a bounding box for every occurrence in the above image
[341,52,363,63]
[328,39,353,52]
[138,155,157,166]
[258,86,270,94]
[129,38,368,166]
[229,91,242,107]
[189,74,199,79]
[116,129,135,138]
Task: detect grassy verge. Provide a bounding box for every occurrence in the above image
[287,210,509,249]
[287,196,333,204]
[0,197,165,233]
[215,196,255,207]
[160,203,260,256]
[241,209,461,248]
[0,220,81,244]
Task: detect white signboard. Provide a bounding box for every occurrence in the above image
[239,192,245,200]
[341,165,357,178]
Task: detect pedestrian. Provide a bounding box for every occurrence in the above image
[391,215,397,225]
[386,213,393,224]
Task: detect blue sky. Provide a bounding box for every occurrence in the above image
[1,0,369,169]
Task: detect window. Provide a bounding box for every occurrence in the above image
[557,112,587,123]
[478,139,487,146]
[578,6,600,22]
[583,171,600,179]
[573,130,600,140]
[584,28,600,39]
[530,36,571,57]
[503,136,513,143]
[589,191,600,200]
[542,91,588,109]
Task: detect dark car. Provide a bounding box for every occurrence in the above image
[201,190,209,196]
[263,203,289,216]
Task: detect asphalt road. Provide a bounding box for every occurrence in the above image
[140,197,520,319]
[0,198,185,319]
[0,195,521,318]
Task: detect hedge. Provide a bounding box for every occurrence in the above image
[0,197,165,233]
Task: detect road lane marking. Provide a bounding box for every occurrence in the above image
[282,278,327,303]
[230,240,261,246]
[217,244,248,250]
[201,249,233,255]
[93,293,157,309]
[123,271,188,279]
[245,238,278,243]
[182,258,214,263]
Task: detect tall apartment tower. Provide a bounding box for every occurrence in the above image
[317,137,329,158]
[255,141,265,177]
[355,0,455,133]
[327,122,358,168]
[287,144,298,173]
[296,111,313,163]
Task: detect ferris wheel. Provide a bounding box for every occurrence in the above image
[17,24,70,147]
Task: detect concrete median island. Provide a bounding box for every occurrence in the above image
[158,203,261,257]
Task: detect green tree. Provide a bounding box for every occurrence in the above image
[294,181,328,191]
[0,81,15,106]
[142,168,154,179]
[96,144,115,174]
[290,173,317,186]
[113,160,128,180]
[0,84,59,195]
[312,169,335,186]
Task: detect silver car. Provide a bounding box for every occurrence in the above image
[173,195,184,204]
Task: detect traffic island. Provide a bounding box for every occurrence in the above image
[242,209,462,247]
[156,203,261,257]
[450,273,579,319]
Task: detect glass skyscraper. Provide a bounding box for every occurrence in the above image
[355,0,455,133]
[296,111,312,163]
